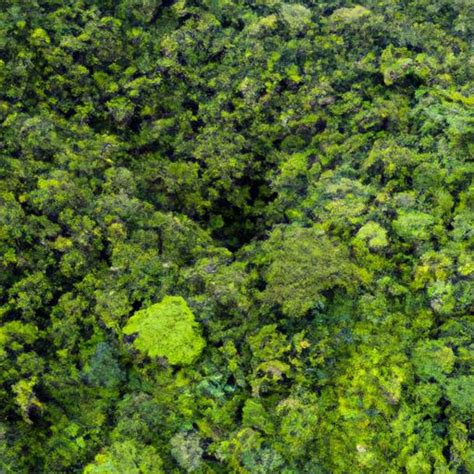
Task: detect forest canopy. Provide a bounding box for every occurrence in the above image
[0,0,473,472]
[122,296,206,365]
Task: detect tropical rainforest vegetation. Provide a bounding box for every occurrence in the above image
[0,0,473,472]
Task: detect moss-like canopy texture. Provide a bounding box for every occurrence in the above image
[123,296,205,365]
[1,1,472,472]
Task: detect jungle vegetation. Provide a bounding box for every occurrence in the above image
[0,0,473,472]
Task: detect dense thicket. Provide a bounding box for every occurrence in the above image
[0,0,473,472]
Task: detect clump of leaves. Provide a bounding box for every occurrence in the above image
[123,296,206,365]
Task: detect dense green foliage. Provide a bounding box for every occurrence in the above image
[0,0,473,472]
[123,296,206,365]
